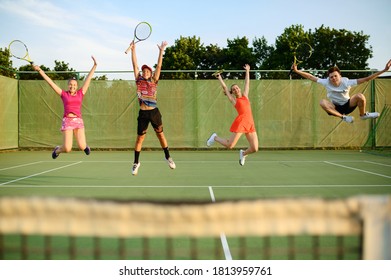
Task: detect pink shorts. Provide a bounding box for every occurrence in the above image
[61,117,85,131]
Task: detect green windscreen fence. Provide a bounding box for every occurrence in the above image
[1,77,391,149]
[0,76,18,149]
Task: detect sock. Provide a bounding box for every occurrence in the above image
[134,150,140,163]
[163,147,170,160]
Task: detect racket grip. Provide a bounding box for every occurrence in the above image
[124,45,132,54]
[288,68,294,77]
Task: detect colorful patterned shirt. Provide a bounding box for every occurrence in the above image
[136,75,158,107]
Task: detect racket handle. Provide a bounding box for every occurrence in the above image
[288,68,294,77]
[124,45,132,54]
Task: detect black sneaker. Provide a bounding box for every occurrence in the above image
[52,146,60,159]
[84,146,91,155]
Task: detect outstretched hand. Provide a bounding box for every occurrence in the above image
[243,64,250,71]
[158,41,168,51]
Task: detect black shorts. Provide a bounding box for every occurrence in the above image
[331,99,357,115]
[137,108,163,135]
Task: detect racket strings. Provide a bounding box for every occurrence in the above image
[135,23,152,40]
[295,44,313,63]
[9,41,29,59]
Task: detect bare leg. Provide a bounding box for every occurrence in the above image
[156,131,168,148]
[319,99,343,118]
[74,128,87,151]
[215,132,242,149]
[243,132,259,156]
[57,129,74,154]
[134,134,146,152]
[349,93,366,116]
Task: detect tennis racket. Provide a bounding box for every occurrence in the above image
[212,69,224,77]
[8,40,34,64]
[124,22,152,54]
[288,43,313,76]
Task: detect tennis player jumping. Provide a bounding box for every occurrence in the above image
[292,59,391,123]
[33,56,97,159]
[207,64,259,166]
[128,41,175,175]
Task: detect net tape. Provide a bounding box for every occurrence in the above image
[2,196,386,238]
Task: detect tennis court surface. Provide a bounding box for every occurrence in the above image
[1,150,390,200]
[1,149,390,260]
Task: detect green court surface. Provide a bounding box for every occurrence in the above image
[1,149,390,201]
[1,149,390,260]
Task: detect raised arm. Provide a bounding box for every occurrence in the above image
[81,56,97,95]
[357,59,391,84]
[243,64,250,98]
[152,41,168,82]
[32,64,62,95]
[292,63,318,82]
[216,73,235,104]
[129,41,139,79]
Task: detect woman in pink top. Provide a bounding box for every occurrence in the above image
[33,56,97,159]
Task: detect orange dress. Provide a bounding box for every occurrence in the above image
[230,96,256,133]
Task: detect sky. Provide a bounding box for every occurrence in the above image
[1,0,390,79]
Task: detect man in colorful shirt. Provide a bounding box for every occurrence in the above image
[128,40,175,175]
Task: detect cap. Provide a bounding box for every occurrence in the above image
[141,65,153,72]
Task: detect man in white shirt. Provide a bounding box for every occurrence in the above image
[292,59,391,123]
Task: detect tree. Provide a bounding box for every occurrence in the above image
[17,64,50,80]
[262,24,373,79]
[0,48,16,78]
[160,36,206,79]
[310,25,372,77]
[221,36,257,79]
[52,60,77,80]
[161,36,256,79]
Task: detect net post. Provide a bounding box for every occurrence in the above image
[361,196,391,259]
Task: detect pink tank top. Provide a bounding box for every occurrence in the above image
[61,89,84,117]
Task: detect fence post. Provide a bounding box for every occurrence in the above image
[370,78,376,148]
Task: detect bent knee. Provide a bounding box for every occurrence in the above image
[355,93,365,101]
[319,99,329,107]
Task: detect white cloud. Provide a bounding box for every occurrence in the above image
[0,0,74,31]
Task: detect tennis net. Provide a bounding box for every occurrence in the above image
[0,196,390,260]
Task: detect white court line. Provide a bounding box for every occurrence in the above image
[324,161,391,179]
[0,161,43,171]
[0,161,83,186]
[365,161,391,167]
[208,186,232,260]
[1,184,390,188]
[39,160,371,164]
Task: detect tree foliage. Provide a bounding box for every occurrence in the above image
[161,24,373,79]
[0,48,15,78]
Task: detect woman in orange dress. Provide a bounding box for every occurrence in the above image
[207,64,258,166]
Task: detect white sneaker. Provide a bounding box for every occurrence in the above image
[239,149,246,166]
[360,112,379,120]
[206,133,217,147]
[342,115,354,123]
[166,157,176,169]
[131,162,140,176]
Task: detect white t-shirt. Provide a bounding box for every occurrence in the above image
[317,77,357,105]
